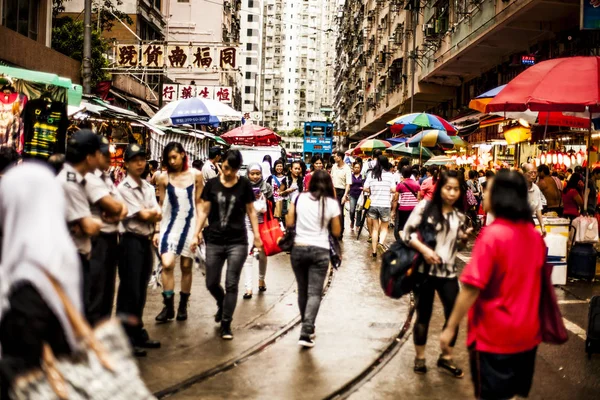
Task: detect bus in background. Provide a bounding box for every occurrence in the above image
[303,120,334,166]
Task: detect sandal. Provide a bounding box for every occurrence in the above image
[437,356,464,378]
[258,280,267,292]
[243,292,252,299]
[413,358,427,374]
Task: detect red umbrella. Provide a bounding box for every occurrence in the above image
[486,56,600,113]
[221,124,282,146]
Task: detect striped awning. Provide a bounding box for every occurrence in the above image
[150,130,210,163]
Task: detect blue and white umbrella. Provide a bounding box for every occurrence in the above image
[149,98,242,126]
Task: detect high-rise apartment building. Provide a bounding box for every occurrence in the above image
[260,0,338,132]
[240,0,264,114]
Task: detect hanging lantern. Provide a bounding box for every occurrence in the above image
[541,153,546,164]
[534,157,540,166]
[552,153,558,165]
[558,153,563,165]
[571,154,577,166]
[564,155,571,168]
[577,152,583,165]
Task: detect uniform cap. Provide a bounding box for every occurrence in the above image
[67,129,101,156]
[124,144,147,161]
[99,136,110,156]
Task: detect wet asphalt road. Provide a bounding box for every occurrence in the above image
[136,224,600,399]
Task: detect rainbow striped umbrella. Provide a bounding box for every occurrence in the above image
[407,129,455,149]
[352,139,391,155]
[387,113,457,136]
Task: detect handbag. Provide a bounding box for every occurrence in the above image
[10,275,155,400]
[539,261,569,345]
[273,201,283,218]
[258,202,284,256]
[571,215,599,244]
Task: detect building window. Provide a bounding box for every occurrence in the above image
[247,28,253,36]
[246,57,252,65]
[245,86,252,94]
[178,0,189,2]
[2,0,39,40]
[245,72,252,79]
[248,15,254,22]
[244,100,252,104]
[246,43,252,51]
[248,0,254,7]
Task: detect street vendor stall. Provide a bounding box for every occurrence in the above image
[0,65,82,159]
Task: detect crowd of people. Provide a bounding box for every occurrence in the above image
[0,135,590,399]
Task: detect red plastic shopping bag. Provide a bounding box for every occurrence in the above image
[259,204,284,256]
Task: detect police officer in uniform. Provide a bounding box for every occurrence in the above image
[85,137,128,325]
[57,130,103,322]
[117,144,162,357]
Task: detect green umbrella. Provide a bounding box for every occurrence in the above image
[386,143,433,159]
[450,136,468,148]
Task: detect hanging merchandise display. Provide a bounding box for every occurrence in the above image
[0,79,27,152]
[22,95,68,160]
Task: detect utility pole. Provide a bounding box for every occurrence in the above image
[83,0,92,94]
[410,6,418,114]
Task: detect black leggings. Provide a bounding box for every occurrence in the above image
[413,276,460,347]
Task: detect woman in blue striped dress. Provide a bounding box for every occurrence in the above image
[154,142,204,323]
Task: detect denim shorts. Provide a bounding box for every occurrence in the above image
[367,206,391,222]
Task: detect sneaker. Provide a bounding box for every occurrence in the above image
[414,358,427,374]
[243,292,253,300]
[221,320,233,340]
[298,335,315,348]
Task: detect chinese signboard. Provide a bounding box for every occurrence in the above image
[581,0,600,30]
[116,43,239,70]
[161,84,233,103]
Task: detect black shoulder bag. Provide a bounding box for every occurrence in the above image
[277,195,300,251]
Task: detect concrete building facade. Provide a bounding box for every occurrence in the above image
[240,0,264,114]
[261,0,338,132]
[335,0,587,141]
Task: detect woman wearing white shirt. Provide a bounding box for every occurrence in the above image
[364,155,396,258]
[286,170,341,348]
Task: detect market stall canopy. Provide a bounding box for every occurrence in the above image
[470,83,593,128]
[486,56,600,113]
[222,124,281,146]
[149,97,242,126]
[387,113,457,136]
[386,143,433,159]
[351,139,391,155]
[424,155,455,166]
[0,65,82,106]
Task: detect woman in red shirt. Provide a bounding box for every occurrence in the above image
[440,170,546,400]
[419,165,439,201]
[562,173,583,221]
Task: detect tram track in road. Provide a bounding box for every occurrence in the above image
[323,293,416,400]
[153,267,337,399]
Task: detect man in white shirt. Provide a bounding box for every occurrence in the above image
[331,150,352,238]
[523,163,546,237]
[202,146,222,184]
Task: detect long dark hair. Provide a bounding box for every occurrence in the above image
[564,172,582,193]
[429,165,440,184]
[310,154,323,171]
[371,155,391,181]
[424,170,465,230]
[162,141,189,173]
[308,170,335,228]
[490,170,531,222]
[287,161,304,193]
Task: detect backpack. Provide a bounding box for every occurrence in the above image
[380,220,437,299]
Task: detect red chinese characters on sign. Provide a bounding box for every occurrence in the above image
[163,85,176,101]
[216,87,231,103]
[179,85,195,99]
[197,87,211,99]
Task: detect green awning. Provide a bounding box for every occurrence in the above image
[0,65,82,107]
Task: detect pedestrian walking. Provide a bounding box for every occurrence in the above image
[331,150,352,238]
[202,146,222,185]
[286,170,341,348]
[364,155,396,258]
[85,137,128,325]
[243,163,273,299]
[282,160,304,204]
[197,149,263,340]
[56,130,103,323]
[0,163,83,400]
[155,142,204,323]
[267,159,287,221]
[419,165,439,200]
[303,154,324,190]
[440,170,546,400]
[261,155,273,181]
[391,166,420,242]
[117,144,162,357]
[562,172,584,221]
[523,163,547,236]
[403,170,471,378]
[348,161,365,231]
